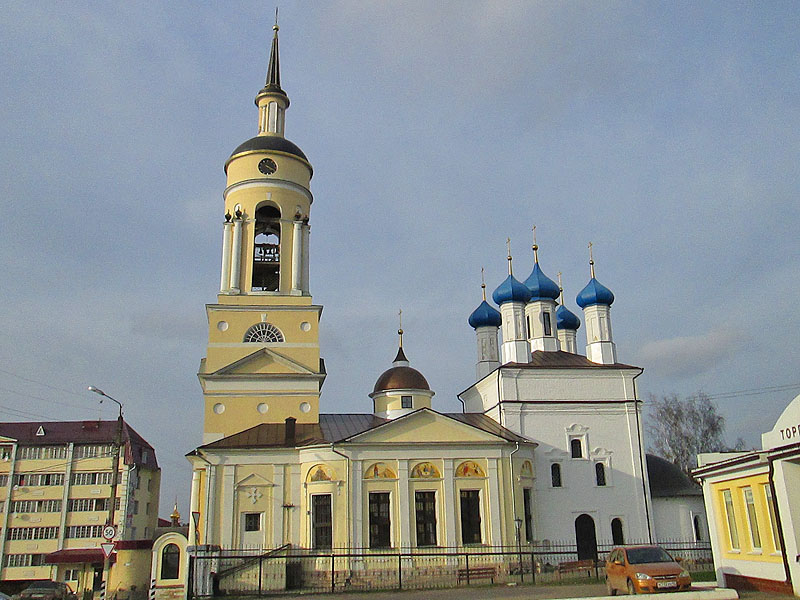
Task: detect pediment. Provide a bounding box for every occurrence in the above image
[0,435,17,443]
[235,473,274,488]
[544,447,569,459]
[346,409,505,444]
[213,348,316,376]
[591,447,613,459]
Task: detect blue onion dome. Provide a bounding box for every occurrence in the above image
[492,275,532,305]
[523,263,561,301]
[576,278,615,308]
[556,304,581,330]
[468,300,502,329]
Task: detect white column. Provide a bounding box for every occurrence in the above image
[584,304,617,364]
[301,222,310,293]
[526,300,560,352]
[204,465,217,545]
[476,326,500,379]
[558,329,578,354]
[220,220,233,293]
[229,218,243,293]
[500,302,531,364]
[221,466,235,548]
[397,461,411,549]
[487,459,503,545]
[189,469,201,546]
[442,460,457,546]
[351,460,363,548]
[291,220,302,293]
[272,465,284,547]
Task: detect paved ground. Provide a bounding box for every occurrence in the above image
[295,582,789,600]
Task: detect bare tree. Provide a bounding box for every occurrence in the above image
[646,392,744,475]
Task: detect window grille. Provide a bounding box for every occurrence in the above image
[243,322,284,343]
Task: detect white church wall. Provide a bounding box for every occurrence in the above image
[651,496,708,543]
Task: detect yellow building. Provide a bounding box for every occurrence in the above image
[694,393,800,596]
[186,24,538,594]
[0,420,160,597]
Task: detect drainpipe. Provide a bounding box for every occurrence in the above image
[768,455,792,586]
[631,367,653,541]
[330,444,351,548]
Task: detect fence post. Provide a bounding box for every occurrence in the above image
[330,551,335,594]
[397,552,402,590]
[531,552,536,584]
[465,552,470,585]
[258,555,263,596]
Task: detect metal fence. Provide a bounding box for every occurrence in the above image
[188,539,712,597]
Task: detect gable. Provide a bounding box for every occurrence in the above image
[213,348,315,376]
[235,472,274,488]
[347,409,507,444]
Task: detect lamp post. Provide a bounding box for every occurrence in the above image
[515,517,524,583]
[88,386,124,600]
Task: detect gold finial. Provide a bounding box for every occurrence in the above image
[588,241,595,278]
[532,225,539,263]
[481,267,486,301]
[273,7,279,31]
[170,498,180,525]
[506,238,513,275]
[557,271,564,305]
[398,309,403,347]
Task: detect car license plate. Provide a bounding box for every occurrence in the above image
[657,581,677,589]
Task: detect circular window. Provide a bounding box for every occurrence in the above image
[299,402,311,413]
[217,321,229,332]
[257,403,269,414]
[213,403,225,415]
[300,321,311,332]
[243,322,284,343]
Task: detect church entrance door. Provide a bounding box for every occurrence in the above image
[575,514,598,560]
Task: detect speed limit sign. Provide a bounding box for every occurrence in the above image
[102,525,117,540]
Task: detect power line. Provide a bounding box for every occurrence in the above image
[0,368,93,402]
[0,386,102,416]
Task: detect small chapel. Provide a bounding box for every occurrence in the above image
[186,25,699,592]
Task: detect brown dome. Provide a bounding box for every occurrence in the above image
[372,366,430,394]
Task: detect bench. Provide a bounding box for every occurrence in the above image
[457,566,496,584]
[557,559,595,578]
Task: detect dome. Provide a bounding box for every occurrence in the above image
[646,454,701,497]
[523,263,560,301]
[576,277,615,308]
[228,135,309,163]
[468,300,502,329]
[373,365,430,394]
[492,275,532,305]
[556,304,581,330]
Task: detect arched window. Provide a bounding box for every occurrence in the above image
[252,204,281,291]
[595,463,606,486]
[243,322,284,343]
[160,543,180,580]
[611,518,624,545]
[570,439,582,458]
[551,463,562,488]
[694,515,703,541]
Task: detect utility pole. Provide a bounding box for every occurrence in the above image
[88,387,124,600]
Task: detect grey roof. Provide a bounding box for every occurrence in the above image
[647,454,702,497]
[506,350,640,370]
[228,135,308,163]
[199,410,529,450]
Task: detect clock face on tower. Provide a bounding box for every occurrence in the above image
[258,158,277,175]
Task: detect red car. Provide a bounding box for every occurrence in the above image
[605,545,691,595]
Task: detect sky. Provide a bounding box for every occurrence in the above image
[1,1,798,519]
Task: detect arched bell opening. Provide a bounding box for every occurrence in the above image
[252,204,281,291]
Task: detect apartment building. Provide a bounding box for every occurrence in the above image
[0,420,160,594]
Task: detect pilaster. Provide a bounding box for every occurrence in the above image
[397,461,411,549]
[442,460,456,546]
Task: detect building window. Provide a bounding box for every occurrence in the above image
[722,489,739,550]
[368,492,391,549]
[543,312,552,336]
[415,491,437,546]
[551,463,562,488]
[764,485,781,550]
[244,513,261,532]
[743,487,761,550]
[401,396,412,409]
[693,515,703,542]
[133,500,139,515]
[311,494,332,549]
[460,490,482,544]
[243,322,284,343]
[64,569,80,581]
[523,488,533,543]
[611,518,624,545]
[160,543,181,580]
[595,463,606,486]
[570,439,582,459]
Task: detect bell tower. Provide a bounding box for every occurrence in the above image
[198,24,325,444]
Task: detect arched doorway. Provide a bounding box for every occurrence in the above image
[575,514,598,560]
[611,518,625,545]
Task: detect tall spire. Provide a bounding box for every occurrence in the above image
[532,225,539,264]
[255,13,289,108]
[394,309,408,364]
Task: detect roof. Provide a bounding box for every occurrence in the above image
[228,135,308,163]
[199,411,528,450]
[0,420,158,469]
[45,548,116,565]
[576,277,615,308]
[373,365,430,393]
[505,351,639,370]
[646,454,702,497]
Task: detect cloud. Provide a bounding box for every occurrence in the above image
[638,328,743,378]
